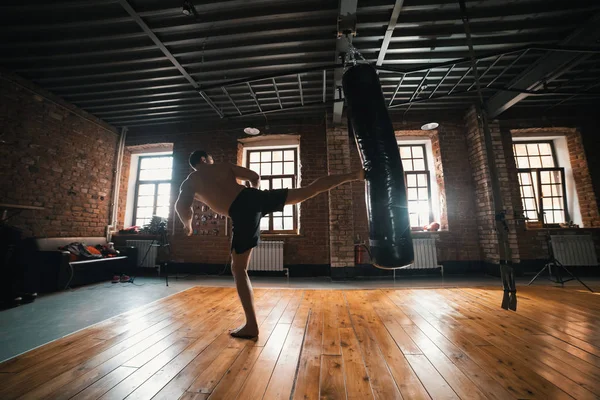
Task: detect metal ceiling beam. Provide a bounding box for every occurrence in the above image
[273,79,283,109]
[486,12,600,118]
[297,74,304,106]
[333,0,358,125]
[118,0,225,118]
[247,83,263,113]
[376,0,405,66]
[322,70,327,103]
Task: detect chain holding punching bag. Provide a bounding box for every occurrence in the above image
[343,63,413,269]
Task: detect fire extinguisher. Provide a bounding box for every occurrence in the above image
[355,244,366,264]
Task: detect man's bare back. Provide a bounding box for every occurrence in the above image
[175,161,260,235]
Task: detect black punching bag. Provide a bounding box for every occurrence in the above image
[343,63,413,269]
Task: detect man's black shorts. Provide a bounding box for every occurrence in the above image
[228,187,289,254]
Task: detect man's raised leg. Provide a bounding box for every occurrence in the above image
[285,170,364,205]
[230,248,259,339]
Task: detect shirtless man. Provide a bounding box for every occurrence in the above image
[175,150,364,339]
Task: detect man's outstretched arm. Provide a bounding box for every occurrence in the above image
[175,181,195,236]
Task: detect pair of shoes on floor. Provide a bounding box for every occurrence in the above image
[112,274,132,283]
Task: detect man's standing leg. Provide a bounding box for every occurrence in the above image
[230,248,259,338]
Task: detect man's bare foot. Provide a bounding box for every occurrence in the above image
[230,324,259,339]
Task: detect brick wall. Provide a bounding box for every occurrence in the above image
[124,117,329,265]
[326,124,354,268]
[0,70,119,238]
[505,127,600,260]
[465,107,519,264]
[116,149,131,230]
[350,121,481,265]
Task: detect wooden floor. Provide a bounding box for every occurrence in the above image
[1,285,599,400]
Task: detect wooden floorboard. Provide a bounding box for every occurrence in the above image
[1,285,599,399]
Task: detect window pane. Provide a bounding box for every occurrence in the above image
[529,157,541,168]
[273,218,283,231]
[400,147,411,158]
[156,207,169,218]
[283,205,293,216]
[137,196,154,207]
[136,207,153,218]
[518,173,531,185]
[540,172,551,184]
[260,217,269,231]
[552,184,561,197]
[273,151,283,161]
[260,180,270,190]
[516,157,530,169]
[527,143,539,155]
[273,211,283,218]
[407,188,418,200]
[284,162,294,175]
[413,159,425,171]
[157,195,170,207]
[261,152,271,162]
[284,150,295,161]
[402,160,413,171]
[261,163,272,175]
[514,144,527,156]
[407,174,417,187]
[522,186,533,198]
[553,198,562,210]
[140,157,159,170]
[542,198,553,210]
[538,143,552,155]
[250,163,260,173]
[140,168,171,180]
[542,185,552,197]
[272,163,283,175]
[135,218,147,227]
[525,211,538,221]
[409,214,419,227]
[272,179,282,189]
[525,199,536,211]
[138,184,155,195]
[553,211,564,223]
[418,188,428,200]
[417,174,427,187]
[282,178,293,188]
[158,183,170,195]
[250,152,260,162]
[412,146,423,158]
[284,217,294,230]
[541,156,554,167]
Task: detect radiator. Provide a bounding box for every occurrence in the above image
[400,239,440,272]
[248,241,284,272]
[126,240,158,268]
[551,235,599,266]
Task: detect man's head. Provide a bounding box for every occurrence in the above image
[189,150,214,169]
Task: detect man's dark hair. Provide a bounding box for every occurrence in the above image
[189,150,208,167]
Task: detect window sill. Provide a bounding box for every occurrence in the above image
[261,233,301,238]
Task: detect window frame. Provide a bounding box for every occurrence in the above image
[513,140,569,225]
[398,144,433,229]
[245,147,299,234]
[132,155,173,227]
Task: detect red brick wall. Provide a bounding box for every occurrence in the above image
[327,124,354,268]
[117,149,132,230]
[350,121,482,264]
[0,70,119,238]
[505,127,600,260]
[124,117,329,265]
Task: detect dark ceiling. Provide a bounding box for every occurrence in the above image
[1,0,599,129]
